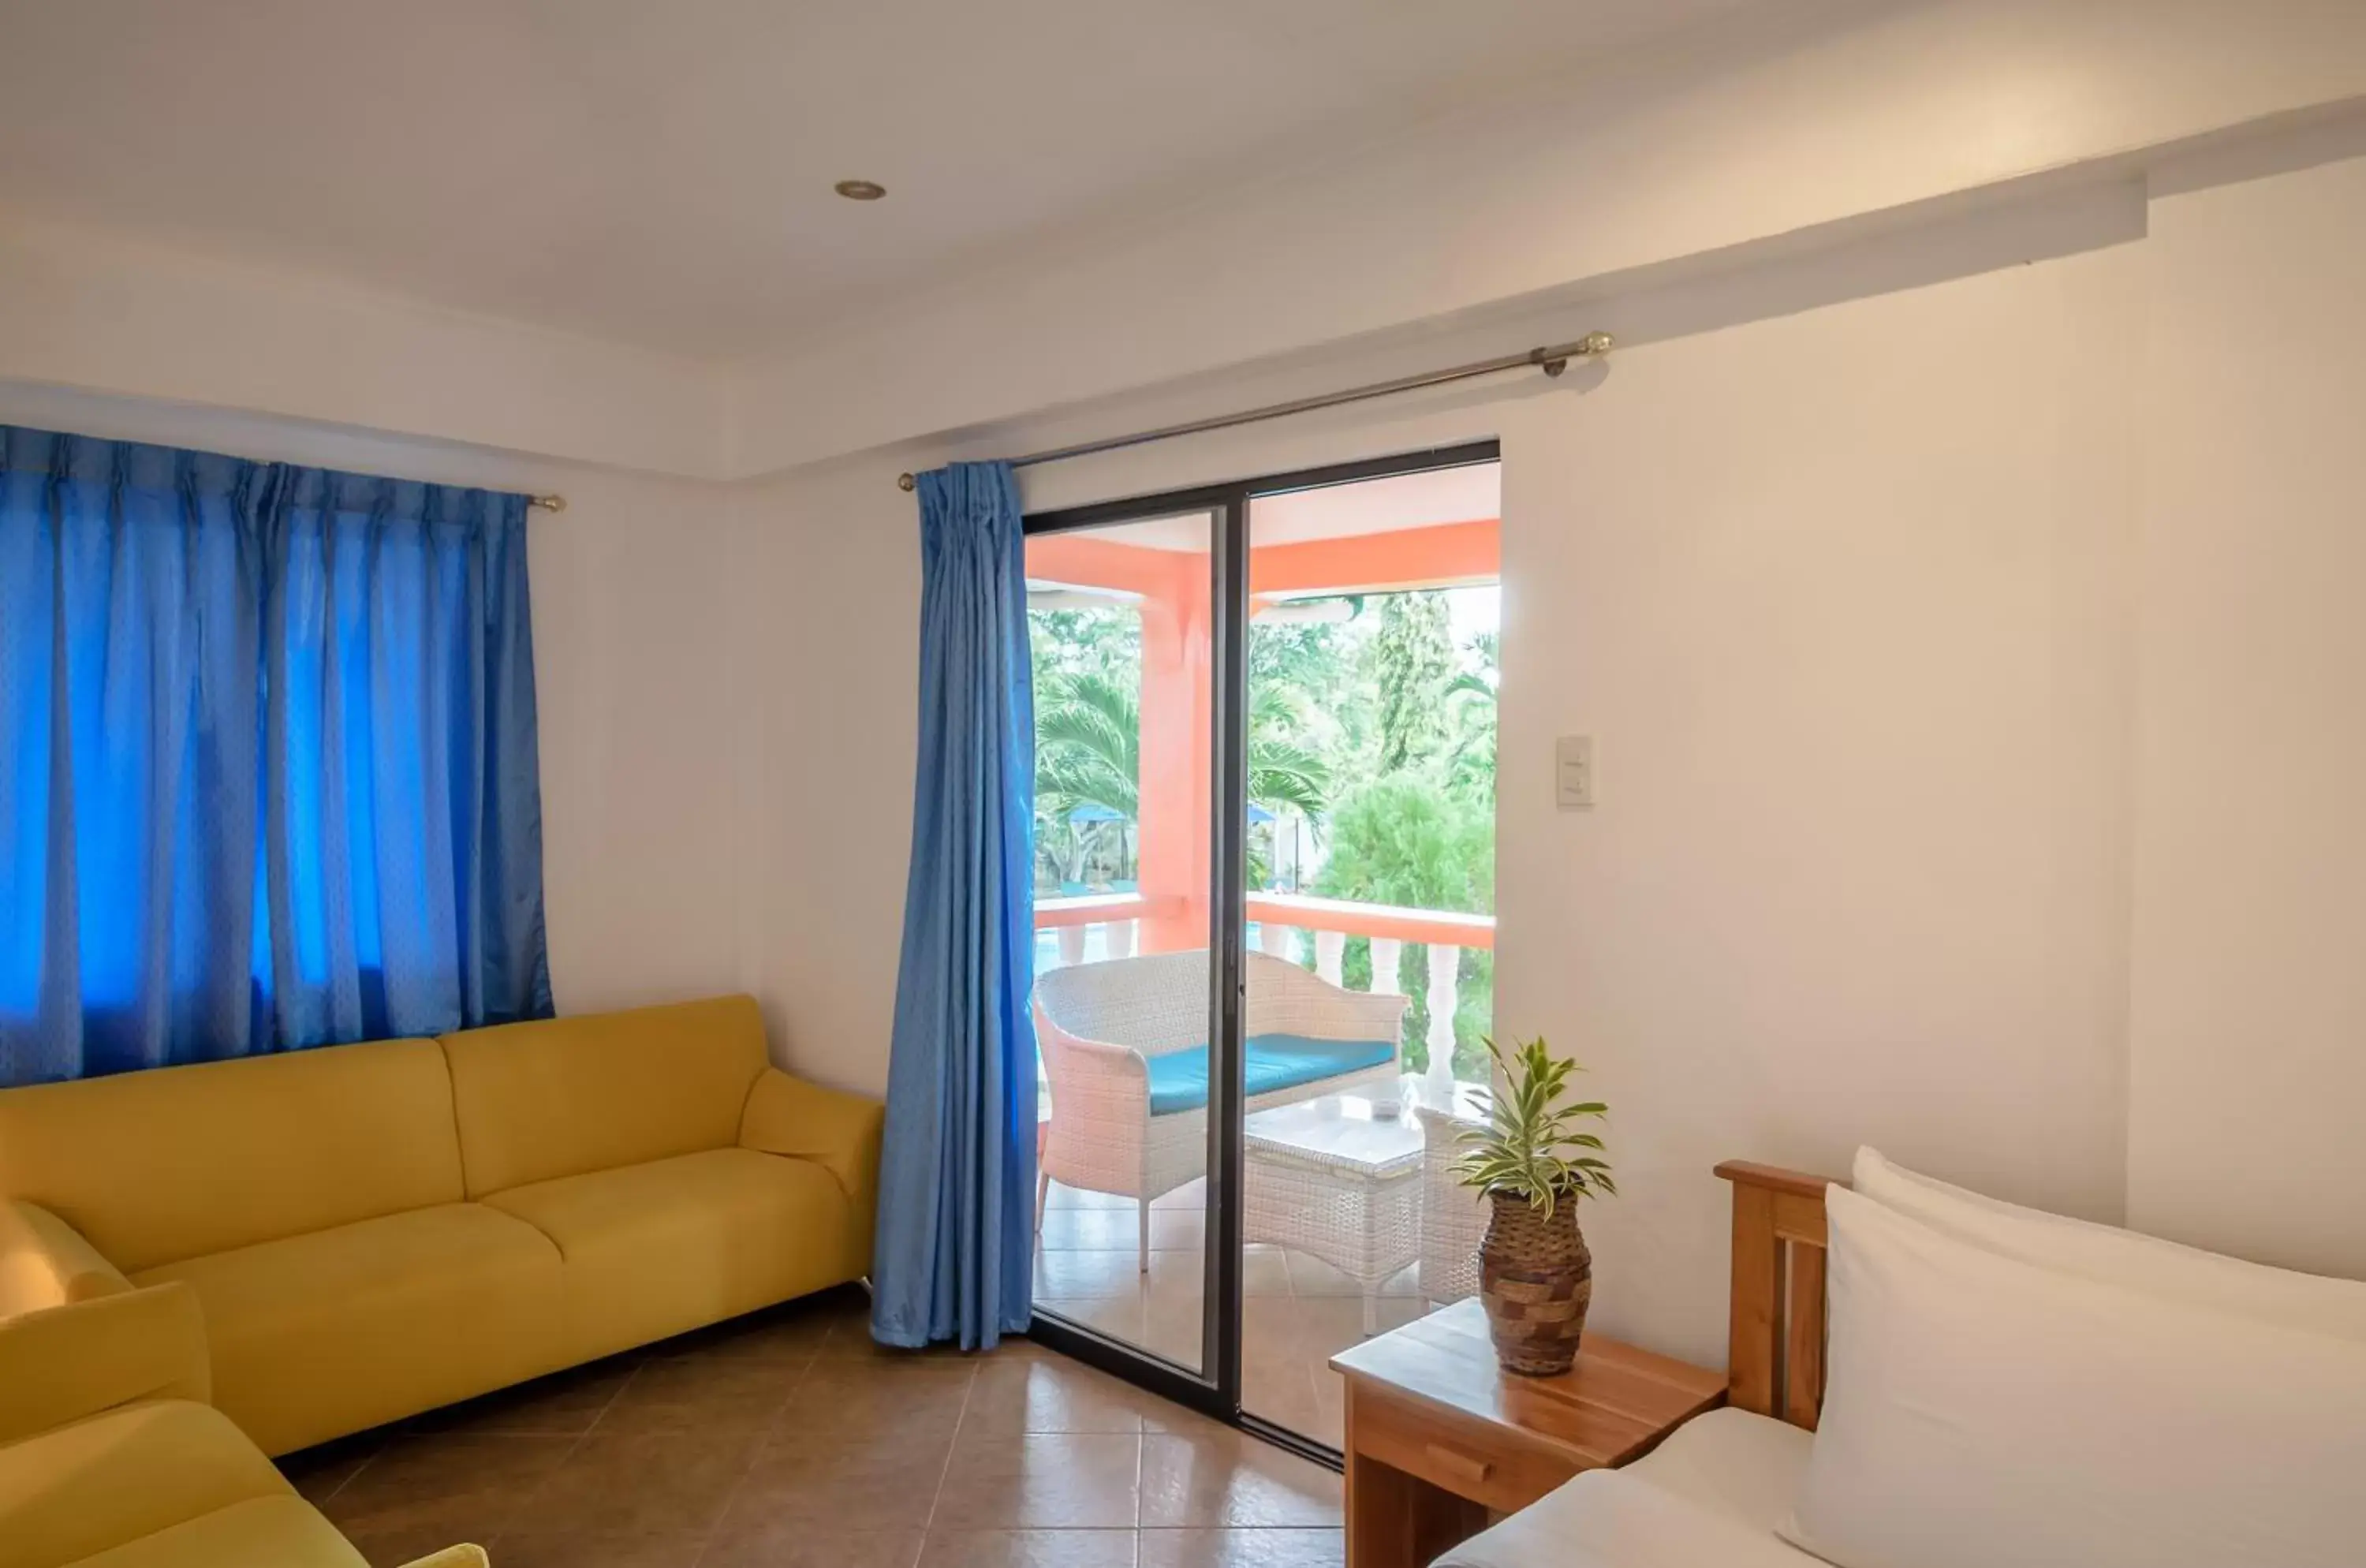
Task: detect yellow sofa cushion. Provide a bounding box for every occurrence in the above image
[133,1204,566,1458]
[0,1039,462,1274]
[0,1399,289,1568]
[441,995,771,1197]
[483,1147,855,1362]
[69,1495,365,1568]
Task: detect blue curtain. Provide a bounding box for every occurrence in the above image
[0,424,551,1086]
[871,461,1038,1350]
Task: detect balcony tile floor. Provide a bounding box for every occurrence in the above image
[1033,1178,1442,1451]
[280,1284,1343,1568]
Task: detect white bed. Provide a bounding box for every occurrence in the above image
[1437,1406,1816,1568]
[1427,1151,2366,1568]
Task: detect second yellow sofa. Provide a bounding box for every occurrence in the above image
[0,995,882,1459]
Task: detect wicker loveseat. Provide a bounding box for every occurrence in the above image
[1033,950,1405,1269]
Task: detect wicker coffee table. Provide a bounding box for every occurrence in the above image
[1243,1092,1424,1334]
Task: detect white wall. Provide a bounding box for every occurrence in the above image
[1491,239,2144,1363]
[723,458,923,1096]
[724,151,2366,1366]
[721,237,2148,1365]
[0,382,748,1037]
[2124,157,2366,1279]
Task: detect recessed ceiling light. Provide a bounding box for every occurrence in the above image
[834,179,886,201]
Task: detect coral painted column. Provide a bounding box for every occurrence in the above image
[1134,550,1211,954]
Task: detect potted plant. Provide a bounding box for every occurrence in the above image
[1454,1036,1616,1376]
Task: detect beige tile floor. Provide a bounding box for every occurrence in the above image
[278,1284,1344,1568]
[1032,1178,1439,1452]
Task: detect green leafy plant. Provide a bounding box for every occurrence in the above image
[1454,1036,1616,1219]
[1033,666,1330,829]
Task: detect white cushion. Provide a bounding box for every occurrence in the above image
[1438,1465,1820,1568]
[1623,1406,1814,1534]
[1786,1184,2366,1568]
[1854,1147,2366,1341]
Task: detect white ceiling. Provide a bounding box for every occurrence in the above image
[0,0,1761,362]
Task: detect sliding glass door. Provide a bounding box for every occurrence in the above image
[1024,443,1501,1451]
[1025,507,1222,1378]
[1235,461,1503,1448]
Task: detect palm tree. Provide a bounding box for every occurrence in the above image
[1033,670,1133,888]
[1244,686,1328,817]
[1034,670,1330,828]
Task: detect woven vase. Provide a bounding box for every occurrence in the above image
[1477,1189,1593,1376]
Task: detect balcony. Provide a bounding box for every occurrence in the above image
[1034,890,1494,1088]
[1028,466,1501,1092]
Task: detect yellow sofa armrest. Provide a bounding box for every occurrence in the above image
[0,1198,130,1316]
[739,1068,884,1204]
[395,1547,490,1568]
[0,1279,211,1445]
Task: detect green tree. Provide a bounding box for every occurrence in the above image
[1312,776,1495,1076]
[1249,614,1365,772]
[1248,616,1353,717]
[1030,648,1334,892]
[1028,604,1139,684]
[1369,591,1456,772]
[1028,605,1143,890]
[1034,667,1331,824]
[1315,776,1493,916]
[1442,629,1498,805]
[1036,669,1143,819]
[1244,684,1330,821]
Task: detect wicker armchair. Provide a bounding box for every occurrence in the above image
[1416,1082,1492,1305]
[1033,949,1405,1271]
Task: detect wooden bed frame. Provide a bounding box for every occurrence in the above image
[1715,1160,1839,1432]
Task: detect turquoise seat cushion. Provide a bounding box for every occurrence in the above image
[1144,1034,1397,1116]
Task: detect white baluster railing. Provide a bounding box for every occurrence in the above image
[1312,930,1346,988]
[1035,892,1166,970]
[1423,943,1462,1107]
[1034,891,1494,1107]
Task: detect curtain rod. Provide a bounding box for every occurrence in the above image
[894,331,1612,492]
[528,495,567,513]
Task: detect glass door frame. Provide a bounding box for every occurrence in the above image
[1021,438,1503,1465]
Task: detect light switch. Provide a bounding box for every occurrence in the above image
[1556,734,1595,810]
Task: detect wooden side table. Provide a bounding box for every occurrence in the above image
[1331,1297,1726,1568]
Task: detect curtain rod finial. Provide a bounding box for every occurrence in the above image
[898,472,916,492]
[528,494,567,513]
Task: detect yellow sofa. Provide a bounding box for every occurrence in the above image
[0,995,881,1567]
